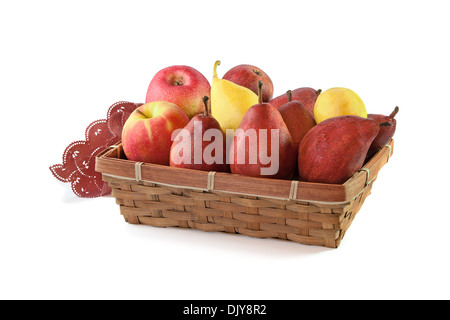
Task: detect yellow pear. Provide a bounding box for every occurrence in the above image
[211,60,259,131]
[314,87,367,124]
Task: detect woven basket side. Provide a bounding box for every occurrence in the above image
[102,174,373,248]
[97,140,393,248]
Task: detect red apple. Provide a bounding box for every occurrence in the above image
[223,64,274,102]
[145,65,211,119]
[122,101,189,165]
[269,87,321,119]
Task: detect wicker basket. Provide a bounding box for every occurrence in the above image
[95,139,394,248]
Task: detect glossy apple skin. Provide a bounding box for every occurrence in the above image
[223,64,274,102]
[269,87,320,118]
[145,65,211,119]
[122,101,189,165]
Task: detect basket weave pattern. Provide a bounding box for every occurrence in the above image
[96,140,393,248]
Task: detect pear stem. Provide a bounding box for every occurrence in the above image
[389,106,399,118]
[286,90,292,102]
[257,80,263,104]
[202,96,210,117]
[379,121,392,127]
[213,60,221,78]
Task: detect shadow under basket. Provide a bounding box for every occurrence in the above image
[95,140,394,248]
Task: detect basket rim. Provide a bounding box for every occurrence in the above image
[95,139,394,204]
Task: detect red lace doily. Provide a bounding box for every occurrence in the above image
[50,101,142,198]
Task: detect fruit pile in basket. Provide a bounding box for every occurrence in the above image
[122,61,398,184]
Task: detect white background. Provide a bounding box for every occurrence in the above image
[1,0,449,300]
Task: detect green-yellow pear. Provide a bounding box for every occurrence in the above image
[211,60,259,131]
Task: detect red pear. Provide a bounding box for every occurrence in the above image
[170,96,229,172]
[278,90,316,150]
[230,81,297,179]
[298,116,382,184]
[269,87,321,118]
[366,106,399,159]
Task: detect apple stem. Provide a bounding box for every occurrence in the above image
[135,109,147,118]
[379,121,392,127]
[316,89,322,95]
[389,106,399,118]
[257,80,263,104]
[286,90,292,102]
[253,69,262,76]
[202,96,210,117]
